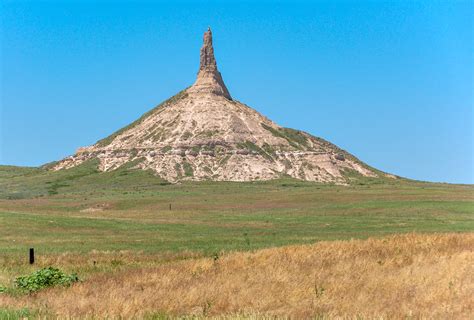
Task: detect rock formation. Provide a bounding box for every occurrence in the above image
[52,28,390,184]
[187,28,231,99]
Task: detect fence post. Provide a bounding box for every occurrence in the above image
[29,248,35,264]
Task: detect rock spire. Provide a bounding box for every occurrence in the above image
[188,28,232,100]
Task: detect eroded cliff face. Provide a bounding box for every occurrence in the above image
[52,28,385,184]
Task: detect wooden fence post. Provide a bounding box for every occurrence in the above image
[29,248,35,264]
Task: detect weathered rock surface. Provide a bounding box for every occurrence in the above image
[52,28,388,184]
[187,28,231,99]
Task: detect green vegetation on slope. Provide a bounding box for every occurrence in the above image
[237,141,274,161]
[261,123,309,149]
[0,159,169,200]
[95,89,189,147]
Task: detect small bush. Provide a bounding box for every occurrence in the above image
[182,161,194,177]
[15,267,79,293]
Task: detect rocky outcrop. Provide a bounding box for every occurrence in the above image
[52,28,389,184]
[187,28,231,99]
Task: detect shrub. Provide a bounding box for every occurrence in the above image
[15,267,79,293]
[182,161,194,177]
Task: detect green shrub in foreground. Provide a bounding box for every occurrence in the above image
[15,267,79,293]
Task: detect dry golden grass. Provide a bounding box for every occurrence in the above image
[1,233,473,319]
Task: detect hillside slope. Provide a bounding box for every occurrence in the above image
[52,28,391,184]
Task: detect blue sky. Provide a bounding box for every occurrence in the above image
[1,0,472,183]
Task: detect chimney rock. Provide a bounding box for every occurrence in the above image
[188,28,232,100]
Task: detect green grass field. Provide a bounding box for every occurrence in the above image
[0,162,473,318]
[1,160,473,256]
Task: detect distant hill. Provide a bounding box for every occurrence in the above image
[51,28,394,184]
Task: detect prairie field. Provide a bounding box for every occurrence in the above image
[0,163,473,318]
[1,234,473,318]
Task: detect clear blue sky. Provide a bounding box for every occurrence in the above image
[1,0,473,184]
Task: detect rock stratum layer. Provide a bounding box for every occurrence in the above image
[52,28,389,184]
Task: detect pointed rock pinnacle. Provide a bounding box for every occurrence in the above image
[188,28,232,100]
[200,28,217,71]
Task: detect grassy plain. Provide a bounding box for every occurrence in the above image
[0,162,473,318]
[1,234,473,318]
